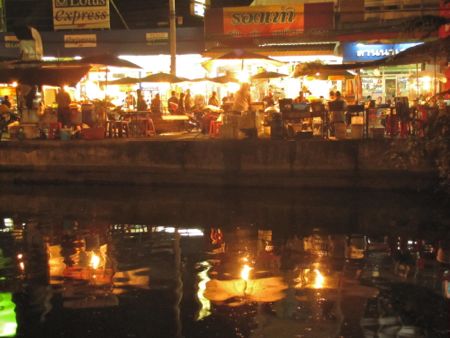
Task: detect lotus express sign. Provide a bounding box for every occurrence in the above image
[52,0,110,30]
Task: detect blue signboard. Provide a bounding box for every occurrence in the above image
[342,42,422,62]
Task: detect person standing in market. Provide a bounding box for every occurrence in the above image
[136,89,148,111]
[176,92,186,114]
[232,83,256,138]
[232,83,251,114]
[151,93,162,116]
[208,91,220,107]
[294,91,309,104]
[56,87,71,127]
[168,91,179,114]
[184,89,193,113]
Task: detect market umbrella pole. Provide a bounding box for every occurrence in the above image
[105,67,108,100]
[416,63,419,99]
[434,55,437,96]
[169,0,177,76]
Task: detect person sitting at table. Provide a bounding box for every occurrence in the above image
[329,90,347,130]
[2,96,11,109]
[332,91,347,110]
[222,92,234,105]
[151,93,162,116]
[124,91,136,109]
[329,90,336,101]
[294,91,309,104]
[263,91,275,108]
[208,91,220,107]
[177,92,186,114]
[168,91,179,114]
[136,89,148,111]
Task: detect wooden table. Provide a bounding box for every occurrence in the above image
[152,114,189,133]
[122,111,155,137]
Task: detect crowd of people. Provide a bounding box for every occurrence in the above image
[1,79,448,140]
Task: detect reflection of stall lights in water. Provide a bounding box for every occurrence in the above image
[313,269,324,289]
[152,226,204,237]
[240,264,252,281]
[295,267,326,289]
[3,219,13,228]
[196,261,212,321]
[90,253,101,270]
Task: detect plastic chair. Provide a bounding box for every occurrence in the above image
[209,120,222,138]
[147,117,156,136]
[328,100,346,138]
[48,122,61,140]
[310,102,327,138]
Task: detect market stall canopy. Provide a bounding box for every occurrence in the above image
[79,54,142,69]
[0,64,91,86]
[187,75,240,83]
[292,62,355,76]
[140,72,187,83]
[202,49,285,70]
[293,63,355,80]
[251,71,288,81]
[100,77,141,85]
[208,74,240,84]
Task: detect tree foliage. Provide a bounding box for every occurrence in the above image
[387,109,450,193]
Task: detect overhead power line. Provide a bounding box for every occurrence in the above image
[110,0,130,30]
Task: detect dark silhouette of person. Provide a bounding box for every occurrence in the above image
[56,87,72,127]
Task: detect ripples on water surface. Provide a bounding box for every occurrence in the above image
[0,186,448,338]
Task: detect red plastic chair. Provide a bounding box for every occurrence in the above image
[48,122,61,140]
[209,120,222,138]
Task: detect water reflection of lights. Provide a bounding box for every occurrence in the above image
[295,267,326,289]
[240,264,252,282]
[152,226,204,237]
[16,253,25,272]
[90,253,101,270]
[313,269,324,289]
[196,261,211,321]
[0,218,13,233]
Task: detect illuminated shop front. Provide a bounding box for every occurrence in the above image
[0,27,207,108]
[341,41,445,101]
[203,3,344,101]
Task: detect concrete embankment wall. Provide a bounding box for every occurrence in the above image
[0,139,437,190]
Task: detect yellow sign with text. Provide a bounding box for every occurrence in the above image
[52,0,110,30]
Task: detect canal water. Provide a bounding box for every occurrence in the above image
[0,185,448,338]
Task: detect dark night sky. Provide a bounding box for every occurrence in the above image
[5,0,252,31]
